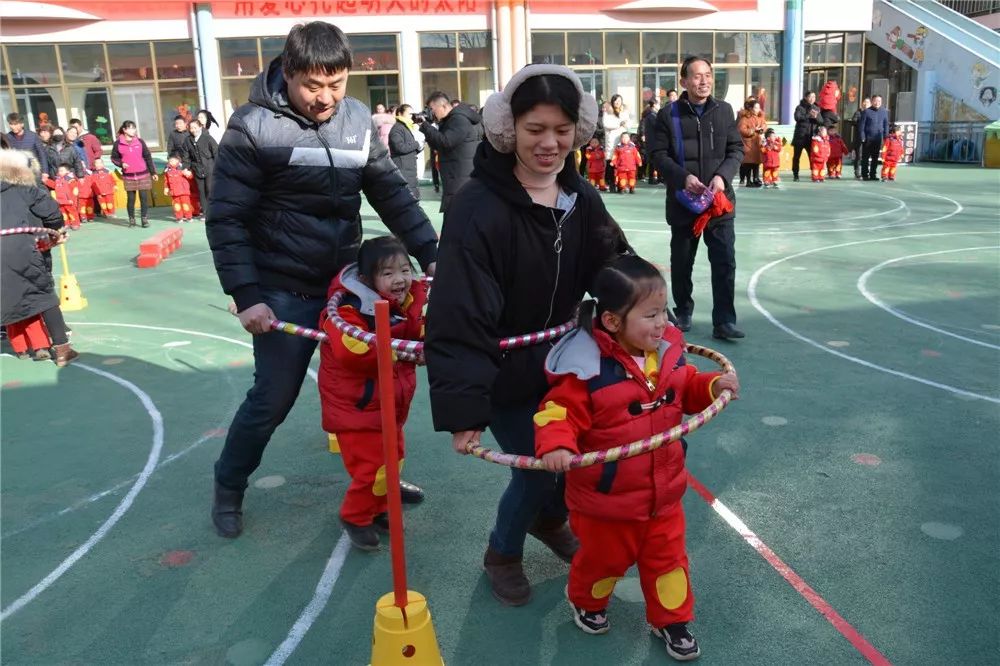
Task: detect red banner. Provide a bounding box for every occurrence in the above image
[217,0,483,17]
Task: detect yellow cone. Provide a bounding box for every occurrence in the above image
[328,433,341,454]
[58,244,87,311]
[370,591,444,666]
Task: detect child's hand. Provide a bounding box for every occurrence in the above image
[714,372,740,400]
[541,448,575,472]
[164,188,170,196]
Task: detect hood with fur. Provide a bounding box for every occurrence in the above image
[0,150,39,187]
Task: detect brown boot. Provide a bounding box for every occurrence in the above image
[528,515,579,564]
[483,546,531,606]
[53,343,79,367]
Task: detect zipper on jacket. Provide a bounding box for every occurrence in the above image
[314,127,339,209]
[542,203,575,330]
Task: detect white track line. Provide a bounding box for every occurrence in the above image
[857,246,1000,351]
[748,231,1000,405]
[264,534,352,666]
[0,362,163,621]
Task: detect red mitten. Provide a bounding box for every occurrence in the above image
[692,191,734,237]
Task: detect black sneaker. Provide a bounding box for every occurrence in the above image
[652,623,701,661]
[373,512,391,533]
[712,323,745,340]
[566,587,610,635]
[399,480,424,504]
[340,518,379,551]
[674,313,692,333]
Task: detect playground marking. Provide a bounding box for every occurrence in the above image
[0,362,163,622]
[748,232,1000,405]
[856,246,1000,351]
[687,475,893,666]
[162,340,193,348]
[255,475,287,489]
[919,522,964,541]
[761,416,788,426]
[264,533,352,666]
[826,340,851,348]
[851,454,883,467]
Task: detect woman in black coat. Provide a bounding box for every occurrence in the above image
[45,126,86,178]
[388,104,422,200]
[184,118,219,218]
[791,92,821,181]
[0,149,78,364]
[425,64,629,606]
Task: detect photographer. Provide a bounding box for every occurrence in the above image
[736,97,766,187]
[415,92,483,213]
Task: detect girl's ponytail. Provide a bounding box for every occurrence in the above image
[578,299,599,337]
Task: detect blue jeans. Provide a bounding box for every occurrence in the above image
[488,402,567,557]
[214,287,325,491]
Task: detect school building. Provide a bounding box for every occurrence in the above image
[2,0,997,157]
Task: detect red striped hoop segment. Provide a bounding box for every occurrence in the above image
[0,226,62,240]
[466,344,736,470]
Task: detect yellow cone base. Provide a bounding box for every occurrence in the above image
[328,433,341,454]
[59,273,88,311]
[370,591,444,665]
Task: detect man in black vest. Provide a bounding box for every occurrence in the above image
[649,56,745,340]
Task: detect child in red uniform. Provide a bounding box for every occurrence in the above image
[826,126,850,179]
[881,125,904,181]
[44,165,80,229]
[535,255,739,662]
[163,153,195,223]
[611,133,642,194]
[585,138,607,191]
[76,170,96,223]
[90,158,117,217]
[810,126,831,182]
[318,236,428,551]
[761,128,783,188]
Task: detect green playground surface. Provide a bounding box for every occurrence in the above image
[2,164,998,665]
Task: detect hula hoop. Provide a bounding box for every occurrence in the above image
[269,319,422,363]
[0,226,62,240]
[325,289,575,356]
[466,344,735,470]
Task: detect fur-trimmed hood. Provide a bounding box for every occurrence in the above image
[0,150,40,187]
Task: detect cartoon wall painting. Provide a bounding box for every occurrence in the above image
[972,62,990,88]
[886,26,916,60]
[981,86,997,108]
[907,26,928,47]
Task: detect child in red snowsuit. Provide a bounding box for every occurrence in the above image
[536,255,739,662]
[810,127,831,182]
[761,129,783,188]
[90,158,117,217]
[584,138,607,191]
[881,126,904,181]
[318,236,428,551]
[76,172,96,222]
[826,127,850,179]
[163,154,195,222]
[612,133,642,193]
[818,79,841,127]
[44,166,80,229]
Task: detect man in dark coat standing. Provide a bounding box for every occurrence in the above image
[6,113,49,178]
[206,21,438,539]
[649,55,745,340]
[859,94,889,181]
[791,92,821,182]
[850,97,871,179]
[416,91,483,213]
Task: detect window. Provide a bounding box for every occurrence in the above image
[113,85,158,147]
[158,82,200,146]
[805,33,845,64]
[351,74,399,109]
[420,31,493,107]
[5,45,59,86]
[846,33,864,63]
[643,68,677,104]
[749,67,780,120]
[679,33,712,61]
[353,34,399,71]
[459,32,491,68]
[642,32,678,65]
[714,67,746,111]
[260,37,286,66]
[60,44,108,83]
[65,87,114,145]
[107,42,154,81]
[460,70,493,108]
[568,32,603,66]
[219,39,260,78]
[155,42,197,80]
[421,71,457,103]
[421,33,458,69]
[749,33,781,64]
[222,79,253,120]
[715,32,746,64]
[13,86,63,129]
[605,33,639,66]
[532,33,565,65]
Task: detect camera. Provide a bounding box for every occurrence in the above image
[412,113,429,124]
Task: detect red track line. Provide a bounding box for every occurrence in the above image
[687,474,893,666]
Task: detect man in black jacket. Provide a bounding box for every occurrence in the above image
[166,115,189,159]
[416,91,483,213]
[649,56,745,340]
[859,94,890,181]
[850,97,871,179]
[6,113,49,179]
[206,21,438,539]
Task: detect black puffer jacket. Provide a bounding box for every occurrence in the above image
[207,58,438,311]
[419,104,483,213]
[1,151,63,325]
[649,92,744,226]
[45,141,85,178]
[388,119,421,200]
[792,100,822,148]
[426,142,630,433]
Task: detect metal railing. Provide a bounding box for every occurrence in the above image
[916,121,989,163]
[938,0,1000,18]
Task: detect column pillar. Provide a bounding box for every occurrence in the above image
[194,4,224,119]
[496,0,513,89]
[915,68,936,122]
[399,29,427,180]
[511,0,527,73]
[780,0,804,125]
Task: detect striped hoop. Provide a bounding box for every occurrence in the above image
[466,344,736,470]
[0,226,62,240]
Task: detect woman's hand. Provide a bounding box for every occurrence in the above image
[151,174,158,182]
[714,372,740,400]
[541,448,575,472]
[451,430,481,455]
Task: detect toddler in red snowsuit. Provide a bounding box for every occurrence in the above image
[761,129,783,188]
[826,128,850,179]
[536,255,739,662]
[90,158,117,217]
[612,133,642,193]
[44,166,80,229]
[163,154,195,222]
[76,172,96,222]
[810,127,831,182]
[584,138,607,191]
[318,236,428,551]
[881,126,904,181]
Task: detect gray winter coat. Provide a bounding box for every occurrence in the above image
[206,58,438,311]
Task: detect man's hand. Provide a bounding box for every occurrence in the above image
[709,175,726,193]
[425,261,436,278]
[41,172,49,181]
[237,302,275,335]
[541,448,575,472]
[713,372,741,400]
[684,174,706,194]
[451,430,481,455]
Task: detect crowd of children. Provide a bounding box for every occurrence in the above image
[41,157,119,229]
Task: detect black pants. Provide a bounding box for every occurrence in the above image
[792,144,809,178]
[670,218,737,327]
[126,189,150,218]
[853,141,863,177]
[41,306,69,345]
[195,174,212,214]
[739,164,761,184]
[605,160,617,192]
[861,139,882,180]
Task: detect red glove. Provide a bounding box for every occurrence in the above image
[692,191,734,238]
